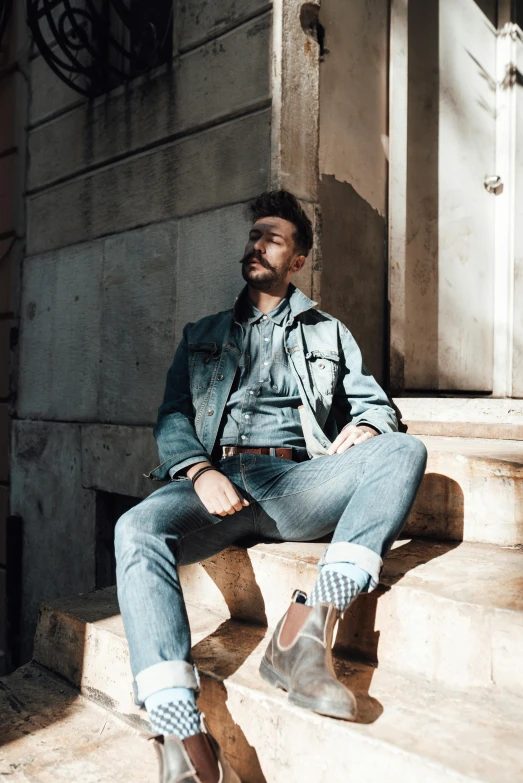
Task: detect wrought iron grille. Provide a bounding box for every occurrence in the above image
[0,0,13,49]
[26,0,173,98]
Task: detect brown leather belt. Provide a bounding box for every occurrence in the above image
[221,446,294,461]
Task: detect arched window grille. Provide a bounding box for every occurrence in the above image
[26,0,173,98]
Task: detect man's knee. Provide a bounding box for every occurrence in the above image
[397,431,427,459]
[114,504,145,559]
[381,432,427,469]
[114,489,188,562]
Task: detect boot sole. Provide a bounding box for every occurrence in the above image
[259,658,357,721]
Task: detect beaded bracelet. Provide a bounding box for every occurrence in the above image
[190,465,219,486]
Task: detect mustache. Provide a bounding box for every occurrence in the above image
[240,250,271,268]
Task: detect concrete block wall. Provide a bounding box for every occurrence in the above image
[9,0,393,663]
[11,0,274,661]
[0,3,29,675]
[0,27,14,676]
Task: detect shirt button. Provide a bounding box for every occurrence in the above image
[249,391,254,395]
[264,337,269,342]
[207,409,214,416]
[245,414,250,419]
[264,361,268,366]
[262,315,267,320]
[241,435,246,440]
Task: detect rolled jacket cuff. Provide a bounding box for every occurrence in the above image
[320,542,383,592]
[168,455,212,480]
[135,660,200,704]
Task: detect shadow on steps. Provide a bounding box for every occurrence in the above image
[194,619,268,783]
[336,474,464,719]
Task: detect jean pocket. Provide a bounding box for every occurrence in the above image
[188,342,221,389]
[305,350,340,397]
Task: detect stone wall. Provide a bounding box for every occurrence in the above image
[11,0,274,661]
[9,0,397,662]
[0,3,28,674]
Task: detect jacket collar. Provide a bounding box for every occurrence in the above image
[232,283,317,323]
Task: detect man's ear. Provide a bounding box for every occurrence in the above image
[292,254,306,273]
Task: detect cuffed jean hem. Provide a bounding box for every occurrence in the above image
[320,542,383,592]
[134,660,200,706]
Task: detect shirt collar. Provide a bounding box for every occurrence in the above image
[233,283,317,324]
[246,295,290,325]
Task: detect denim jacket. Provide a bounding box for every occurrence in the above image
[147,285,398,481]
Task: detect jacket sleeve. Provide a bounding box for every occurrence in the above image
[334,323,398,434]
[148,324,213,481]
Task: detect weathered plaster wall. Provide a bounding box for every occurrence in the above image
[12,0,273,661]
[317,0,389,383]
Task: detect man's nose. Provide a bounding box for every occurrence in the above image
[253,237,265,253]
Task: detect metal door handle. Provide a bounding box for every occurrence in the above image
[484,175,504,195]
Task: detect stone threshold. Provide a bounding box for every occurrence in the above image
[394,397,523,439]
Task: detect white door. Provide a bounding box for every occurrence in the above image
[390,0,499,392]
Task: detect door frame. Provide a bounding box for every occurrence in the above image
[388,0,520,397]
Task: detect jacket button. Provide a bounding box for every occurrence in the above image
[216,374,224,381]
[208,409,214,416]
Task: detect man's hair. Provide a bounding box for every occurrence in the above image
[249,190,313,257]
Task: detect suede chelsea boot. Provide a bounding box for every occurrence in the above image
[149,719,241,783]
[259,599,357,721]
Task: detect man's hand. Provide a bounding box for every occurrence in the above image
[187,462,250,517]
[327,425,378,455]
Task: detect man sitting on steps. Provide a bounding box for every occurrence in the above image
[114,190,427,783]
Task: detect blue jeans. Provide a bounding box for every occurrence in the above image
[115,432,427,705]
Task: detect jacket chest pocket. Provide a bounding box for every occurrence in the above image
[188,342,221,390]
[305,349,340,398]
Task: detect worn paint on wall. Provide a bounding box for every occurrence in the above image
[319,176,386,382]
[319,0,388,218]
[318,0,389,383]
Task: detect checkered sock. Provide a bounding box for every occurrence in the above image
[306,565,362,614]
[145,687,201,740]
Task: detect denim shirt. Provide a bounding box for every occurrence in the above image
[147,284,398,481]
[217,293,308,451]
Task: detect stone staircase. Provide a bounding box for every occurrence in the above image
[3,429,523,781]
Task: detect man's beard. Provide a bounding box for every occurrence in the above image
[240,250,290,291]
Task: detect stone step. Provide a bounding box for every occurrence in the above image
[179,537,523,694]
[0,662,156,782]
[394,397,523,441]
[33,539,523,705]
[406,435,523,545]
[30,592,523,783]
